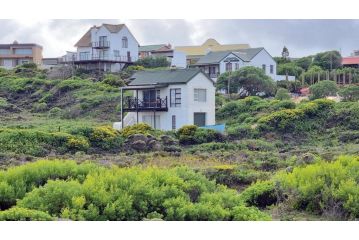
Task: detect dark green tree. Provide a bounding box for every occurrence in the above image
[312,51,342,70]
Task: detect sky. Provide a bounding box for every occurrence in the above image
[1,19,358,58]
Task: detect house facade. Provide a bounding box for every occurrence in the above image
[193,48,277,81]
[139,44,173,60]
[118,68,215,131]
[174,38,250,65]
[0,41,43,69]
[64,24,139,72]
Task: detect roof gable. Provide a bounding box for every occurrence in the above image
[233,48,264,61]
[129,68,213,86]
[139,44,166,52]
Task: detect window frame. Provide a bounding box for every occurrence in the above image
[194,88,207,102]
[122,37,128,48]
[262,64,266,72]
[270,64,274,74]
[170,88,181,107]
[225,62,232,72]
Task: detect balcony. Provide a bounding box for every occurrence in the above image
[208,72,219,78]
[123,96,168,112]
[92,41,110,49]
[66,54,134,63]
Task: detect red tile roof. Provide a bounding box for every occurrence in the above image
[342,57,359,65]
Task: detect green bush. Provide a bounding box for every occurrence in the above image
[0,207,53,221]
[32,102,48,112]
[176,125,225,145]
[276,156,359,219]
[120,123,154,138]
[0,160,270,221]
[48,107,63,118]
[102,74,125,87]
[239,181,277,208]
[0,97,8,108]
[134,56,170,68]
[309,80,338,100]
[275,88,291,100]
[338,85,359,102]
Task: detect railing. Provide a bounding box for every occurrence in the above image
[208,72,219,78]
[123,96,168,111]
[92,41,110,48]
[66,54,134,63]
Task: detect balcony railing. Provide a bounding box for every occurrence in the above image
[92,41,110,48]
[65,54,135,63]
[208,72,219,78]
[123,96,168,112]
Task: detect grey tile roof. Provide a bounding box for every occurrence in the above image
[194,51,232,65]
[139,44,166,52]
[233,48,264,61]
[129,68,211,86]
[194,48,265,65]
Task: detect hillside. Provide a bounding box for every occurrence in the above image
[0,64,359,221]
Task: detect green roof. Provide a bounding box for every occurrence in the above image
[129,68,212,86]
[194,48,265,65]
[139,44,166,52]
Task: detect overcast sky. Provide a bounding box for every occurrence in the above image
[1,19,358,58]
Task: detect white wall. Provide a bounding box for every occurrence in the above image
[171,50,187,68]
[219,53,244,74]
[245,49,277,80]
[134,72,215,131]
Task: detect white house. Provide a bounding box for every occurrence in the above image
[116,68,216,131]
[65,23,139,72]
[193,48,278,81]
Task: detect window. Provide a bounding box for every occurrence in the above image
[270,65,274,74]
[170,88,181,107]
[114,50,120,57]
[262,64,266,72]
[79,52,90,60]
[172,115,176,130]
[234,63,240,70]
[122,37,128,48]
[99,36,108,47]
[0,49,10,55]
[14,48,32,55]
[225,62,232,72]
[194,89,207,102]
[143,115,160,129]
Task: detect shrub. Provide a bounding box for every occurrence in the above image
[0,97,8,108]
[176,125,225,145]
[120,123,154,138]
[48,107,63,118]
[309,80,338,100]
[32,102,48,112]
[102,74,125,87]
[239,181,277,208]
[275,156,359,219]
[0,207,53,221]
[0,160,271,221]
[66,136,90,152]
[90,126,123,150]
[270,100,296,110]
[275,88,291,100]
[338,85,359,102]
[134,56,170,68]
[227,124,256,139]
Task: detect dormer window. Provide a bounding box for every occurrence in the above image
[122,37,128,48]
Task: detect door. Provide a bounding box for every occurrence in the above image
[194,113,206,127]
[127,51,131,62]
[143,90,156,108]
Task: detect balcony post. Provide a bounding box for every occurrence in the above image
[120,87,123,129]
[136,89,139,124]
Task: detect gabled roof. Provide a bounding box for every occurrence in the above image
[195,51,233,65]
[139,44,166,52]
[233,48,264,61]
[342,56,359,65]
[74,24,125,47]
[194,48,265,65]
[129,68,213,86]
[174,38,250,56]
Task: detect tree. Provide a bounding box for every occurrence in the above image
[217,66,276,97]
[309,80,338,99]
[282,46,289,60]
[134,56,170,68]
[312,51,342,70]
[275,88,291,100]
[294,56,313,71]
[338,85,359,101]
[277,62,304,78]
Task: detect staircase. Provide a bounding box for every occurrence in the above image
[113,112,136,130]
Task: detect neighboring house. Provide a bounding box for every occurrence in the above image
[139,44,173,60]
[117,68,215,131]
[342,56,359,68]
[42,58,61,69]
[174,38,250,65]
[63,23,139,72]
[0,41,43,69]
[193,48,277,81]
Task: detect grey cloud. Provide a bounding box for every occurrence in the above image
[0,19,358,58]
